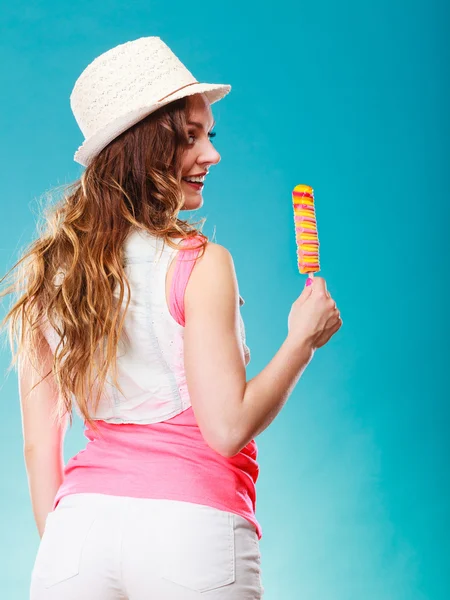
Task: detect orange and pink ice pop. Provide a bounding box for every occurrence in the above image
[292,184,320,277]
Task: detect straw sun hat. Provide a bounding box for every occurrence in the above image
[70,36,231,167]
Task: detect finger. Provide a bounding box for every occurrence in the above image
[332,317,343,332]
[298,280,314,303]
[323,317,342,340]
[325,309,340,329]
[314,324,337,348]
[310,276,328,295]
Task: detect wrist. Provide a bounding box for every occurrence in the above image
[284,334,315,360]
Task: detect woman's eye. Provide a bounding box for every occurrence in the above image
[187,131,216,145]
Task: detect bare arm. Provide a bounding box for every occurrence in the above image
[184,242,314,458]
[18,330,68,537]
[233,337,313,451]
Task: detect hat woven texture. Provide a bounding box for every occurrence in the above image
[70,36,231,167]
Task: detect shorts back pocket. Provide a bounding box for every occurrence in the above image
[32,506,97,588]
[159,503,235,593]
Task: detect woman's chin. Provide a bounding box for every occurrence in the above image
[181,193,204,211]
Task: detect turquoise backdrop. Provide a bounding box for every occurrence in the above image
[0,1,448,598]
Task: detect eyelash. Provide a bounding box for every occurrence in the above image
[188,131,216,144]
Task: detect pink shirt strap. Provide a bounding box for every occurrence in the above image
[169,236,205,327]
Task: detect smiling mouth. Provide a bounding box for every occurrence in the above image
[182,179,204,191]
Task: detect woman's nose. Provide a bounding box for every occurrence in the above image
[198,141,221,167]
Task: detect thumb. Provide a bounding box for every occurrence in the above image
[298,277,313,302]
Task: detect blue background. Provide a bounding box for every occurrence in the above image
[0,1,448,598]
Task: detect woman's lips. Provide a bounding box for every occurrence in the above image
[183,180,204,191]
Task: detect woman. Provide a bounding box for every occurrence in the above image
[1,37,342,599]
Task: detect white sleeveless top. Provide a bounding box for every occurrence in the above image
[41,228,250,424]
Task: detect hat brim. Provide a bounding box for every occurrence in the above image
[73,82,231,167]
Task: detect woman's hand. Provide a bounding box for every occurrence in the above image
[287,276,342,351]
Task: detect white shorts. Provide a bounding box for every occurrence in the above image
[30,493,264,599]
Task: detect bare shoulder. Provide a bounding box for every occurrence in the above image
[192,240,233,265]
[184,241,237,312]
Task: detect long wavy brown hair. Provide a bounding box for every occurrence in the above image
[0,95,208,432]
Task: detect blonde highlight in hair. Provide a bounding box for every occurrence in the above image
[0,96,209,433]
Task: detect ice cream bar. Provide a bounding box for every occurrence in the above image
[292,184,320,275]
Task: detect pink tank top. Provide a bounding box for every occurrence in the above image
[52,239,261,539]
